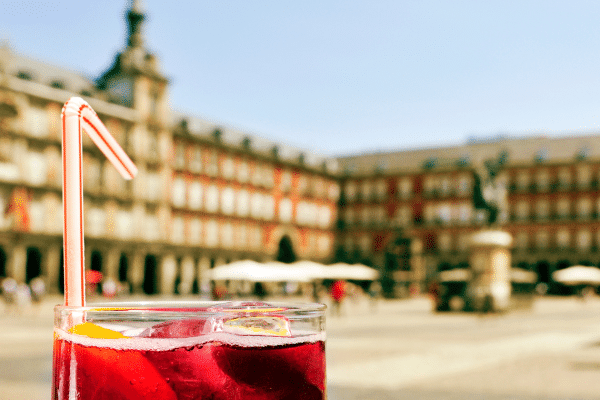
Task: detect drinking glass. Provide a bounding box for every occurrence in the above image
[52,301,326,400]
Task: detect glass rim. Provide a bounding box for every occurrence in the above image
[54,300,327,314]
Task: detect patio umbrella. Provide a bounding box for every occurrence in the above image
[210,260,312,282]
[438,268,471,282]
[552,265,600,286]
[321,263,379,281]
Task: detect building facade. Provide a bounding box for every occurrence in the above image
[336,136,600,295]
[0,3,339,296]
[1,3,599,297]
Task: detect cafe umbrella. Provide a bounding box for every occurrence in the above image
[552,265,600,286]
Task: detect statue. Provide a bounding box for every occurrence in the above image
[472,151,508,225]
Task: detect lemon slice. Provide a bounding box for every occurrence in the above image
[223,316,291,337]
[70,322,127,339]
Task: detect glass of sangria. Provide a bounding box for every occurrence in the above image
[52,301,326,400]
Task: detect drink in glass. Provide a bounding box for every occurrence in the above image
[52,301,326,400]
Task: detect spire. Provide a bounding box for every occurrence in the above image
[127,0,146,48]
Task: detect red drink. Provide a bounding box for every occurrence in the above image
[52,302,326,400]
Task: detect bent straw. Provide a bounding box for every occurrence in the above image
[62,97,137,307]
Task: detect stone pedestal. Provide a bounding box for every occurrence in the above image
[468,230,512,312]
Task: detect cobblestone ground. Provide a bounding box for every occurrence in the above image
[2,294,600,399]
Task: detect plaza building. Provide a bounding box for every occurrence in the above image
[336,135,600,295]
[0,2,599,297]
[0,3,339,296]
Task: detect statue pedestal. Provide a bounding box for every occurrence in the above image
[468,230,512,312]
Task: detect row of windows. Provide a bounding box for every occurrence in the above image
[340,202,480,228]
[170,178,334,228]
[513,229,600,251]
[343,174,474,203]
[426,228,600,253]
[173,143,340,200]
[511,197,600,221]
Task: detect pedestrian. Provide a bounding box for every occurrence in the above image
[1,277,17,314]
[330,280,347,316]
[29,277,46,304]
[368,281,382,311]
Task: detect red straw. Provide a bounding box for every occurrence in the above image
[61,97,137,306]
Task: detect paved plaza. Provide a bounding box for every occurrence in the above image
[2,294,600,399]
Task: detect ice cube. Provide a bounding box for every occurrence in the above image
[220,315,291,337]
[140,318,211,338]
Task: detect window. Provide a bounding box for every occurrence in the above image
[360,181,373,201]
[236,190,250,217]
[280,170,292,192]
[556,229,571,249]
[516,171,530,191]
[188,181,203,210]
[438,233,452,252]
[437,203,452,225]
[146,171,161,202]
[515,200,530,221]
[535,199,550,220]
[535,231,549,249]
[278,198,293,223]
[205,219,219,247]
[220,187,235,215]
[221,222,234,249]
[395,206,411,227]
[375,179,387,201]
[250,192,263,219]
[172,216,185,244]
[26,151,47,186]
[398,178,413,200]
[374,206,385,225]
[577,229,592,250]
[27,104,48,137]
[577,166,591,189]
[221,156,235,180]
[328,182,340,201]
[556,197,571,219]
[535,169,550,192]
[144,214,160,241]
[458,204,472,224]
[189,147,202,173]
[171,177,186,208]
[116,210,133,239]
[263,195,275,220]
[206,150,218,177]
[558,168,572,190]
[515,232,529,250]
[457,174,472,196]
[440,176,451,197]
[577,198,592,219]
[189,218,202,245]
[344,181,357,202]
[318,205,332,228]
[174,143,185,169]
[205,185,219,213]
[237,160,249,183]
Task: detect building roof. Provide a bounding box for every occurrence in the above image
[336,133,600,177]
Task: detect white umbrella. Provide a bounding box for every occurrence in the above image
[552,265,600,286]
[321,263,379,281]
[290,260,328,280]
[438,268,471,282]
[211,260,312,282]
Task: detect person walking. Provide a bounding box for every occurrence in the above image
[330,280,347,316]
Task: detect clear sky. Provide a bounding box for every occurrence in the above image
[2,1,600,156]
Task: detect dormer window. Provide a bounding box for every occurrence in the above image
[50,80,65,90]
[17,71,32,80]
[534,148,548,163]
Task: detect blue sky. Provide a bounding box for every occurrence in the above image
[2,1,600,156]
